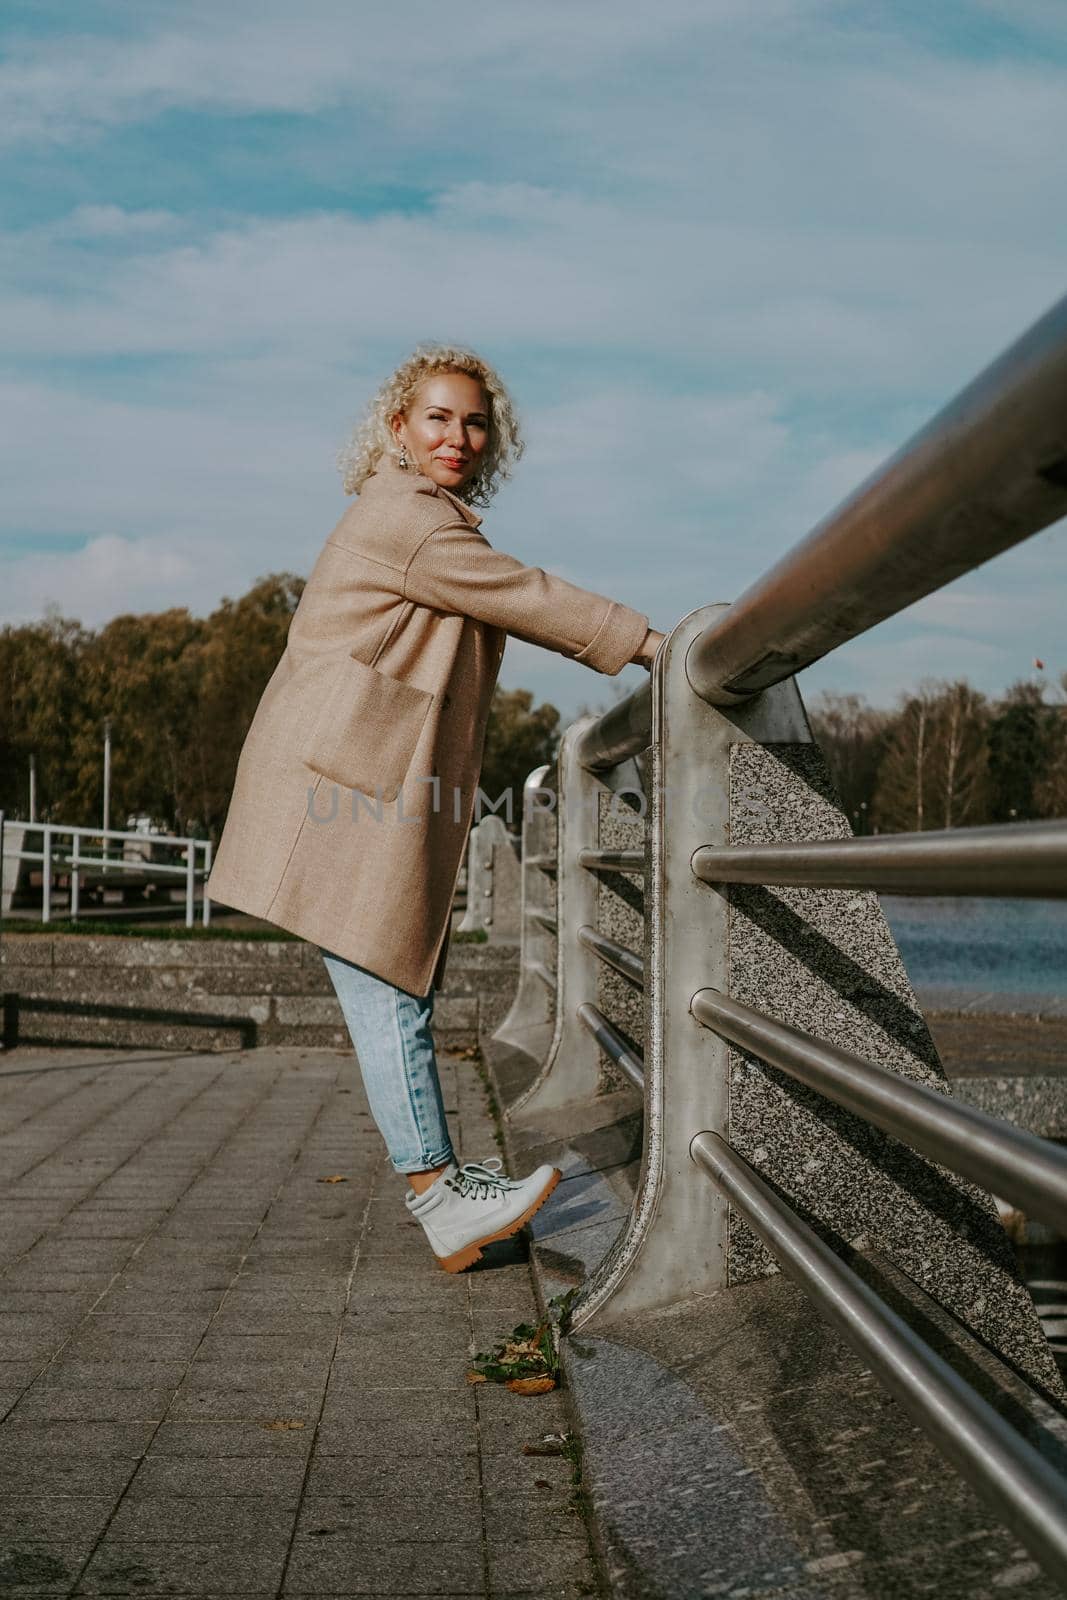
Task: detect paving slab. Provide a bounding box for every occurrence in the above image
[0,1041,602,1598]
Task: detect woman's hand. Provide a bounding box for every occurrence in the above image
[632,627,666,670]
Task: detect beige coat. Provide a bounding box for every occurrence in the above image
[205,453,650,995]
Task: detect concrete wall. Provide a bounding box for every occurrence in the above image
[0,934,519,1054]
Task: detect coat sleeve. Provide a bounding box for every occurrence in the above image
[402,519,650,675]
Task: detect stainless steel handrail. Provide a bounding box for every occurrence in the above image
[525,852,558,870]
[685,292,1067,704]
[528,909,559,935]
[691,819,1067,898]
[516,291,1067,1590]
[573,681,652,774]
[691,1131,1067,1587]
[577,1002,645,1090]
[578,848,645,872]
[531,960,557,993]
[577,925,645,988]
[691,988,1067,1234]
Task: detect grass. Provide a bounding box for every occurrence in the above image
[455,1041,506,1158]
[0,919,298,940]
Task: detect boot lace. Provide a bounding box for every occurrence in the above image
[447,1157,516,1201]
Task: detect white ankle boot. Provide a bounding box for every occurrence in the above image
[405,1156,561,1273]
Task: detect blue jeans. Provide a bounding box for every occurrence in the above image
[319,947,455,1175]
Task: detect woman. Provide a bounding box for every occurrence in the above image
[206,344,665,1273]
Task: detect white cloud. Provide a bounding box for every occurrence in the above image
[2,197,1060,412]
[0,378,339,534]
[2,2,1065,720]
[0,1,817,146]
[60,204,180,238]
[806,627,1014,704]
[4,534,199,626]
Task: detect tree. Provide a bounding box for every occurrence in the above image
[1034,672,1067,817]
[0,577,304,838]
[873,680,988,832]
[932,681,988,828]
[191,574,305,833]
[477,687,560,828]
[0,608,89,821]
[807,692,889,833]
[76,608,204,835]
[5,571,1062,846]
[986,681,1050,823]
[875,693,932,833]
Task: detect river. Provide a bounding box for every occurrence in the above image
[882,895,1066,1001]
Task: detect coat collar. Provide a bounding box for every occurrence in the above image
[369,453,483,528]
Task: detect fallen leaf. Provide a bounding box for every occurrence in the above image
[466,1370,488,1384]
[505,1376,557,1395]
[317,1175,348,1184]
[467,1315,560,1389]
[501,1336,540,1360]
[535,1478,552,1488]
[522,1432,570,1455]
[262,1419,306,1430]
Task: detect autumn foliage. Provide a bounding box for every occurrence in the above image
[809,678,1067,834]
[1,579,1063,841]
[0,577,560,840]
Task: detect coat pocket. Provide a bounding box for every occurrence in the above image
[300,654,435,802]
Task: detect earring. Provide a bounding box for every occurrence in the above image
[398,443,410,470]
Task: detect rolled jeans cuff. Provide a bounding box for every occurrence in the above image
[319,946,454,1176]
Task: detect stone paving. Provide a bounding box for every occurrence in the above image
[0,1041,600,1598]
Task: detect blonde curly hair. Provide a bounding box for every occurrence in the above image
[337,343,525,509]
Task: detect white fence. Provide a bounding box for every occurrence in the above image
[0,813,212,928]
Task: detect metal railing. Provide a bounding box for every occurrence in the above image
[691,818,1067,897]
[495,289,1067,1585]
[0,814,213,928]
[492,767,559,1051]
[689,988,1067,1234]
[685,292,1067,704]
[691,1132,1067,1581]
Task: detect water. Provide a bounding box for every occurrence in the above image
[880,896,1067,999]
[883,897,1067,1364]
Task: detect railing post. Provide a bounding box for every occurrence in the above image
[42,825,52,924]
[185,837,195,927]
[508,717,613,1118]
[575,604,814,1325]
[492,764,558,1053]
[571,605,1060,1401]
[457,816,509,935]
[457,817,487,934]
[488,823,521,939]
[70,830,81,921]
[202,839,213,927]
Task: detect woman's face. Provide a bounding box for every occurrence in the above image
[391,371,490,495]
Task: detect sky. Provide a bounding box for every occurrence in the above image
[2,0,1066,724]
